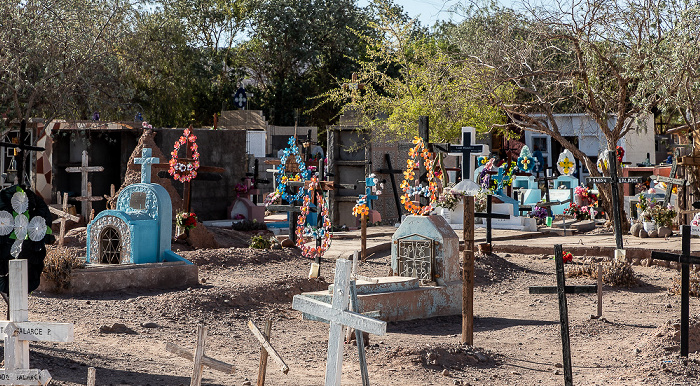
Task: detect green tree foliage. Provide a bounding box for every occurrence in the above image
[320,2,507,144]
[121,0,247,127]
[243,0,372,127]
[0,0,132,124]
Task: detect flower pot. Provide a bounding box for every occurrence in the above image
[574,195,583,206]
[643,221,657,233]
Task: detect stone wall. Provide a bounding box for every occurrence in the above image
[155,128,248,221]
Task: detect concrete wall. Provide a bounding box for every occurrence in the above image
[155,128,248,221]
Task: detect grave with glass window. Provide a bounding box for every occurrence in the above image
[296,215,462,322]
[86,148,188,265]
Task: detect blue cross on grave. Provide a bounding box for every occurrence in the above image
[234,87,247,109]
[491,167,507,195]
[448,127,484,181]
[364,177,379,210]
[134,148,159,183]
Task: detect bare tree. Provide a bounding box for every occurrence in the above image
[450,0,697,227]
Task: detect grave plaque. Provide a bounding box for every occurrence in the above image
[391,215,459,285]
[396,235,434,282]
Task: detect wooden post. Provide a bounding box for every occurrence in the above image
[554,244,573,386]
[462,195,475,345]
[256,320,272,386]
[361,215,367,261]
[247,319,289,385]
[87,367,96,386]
[190,324,206,386]
[681,226,690,357]
[350,281,370,386]
[597,264,603,318]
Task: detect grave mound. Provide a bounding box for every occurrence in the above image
[387,344,501,370]
[641,315,700,355]
[62,226,88,248]
[179,246,301,268]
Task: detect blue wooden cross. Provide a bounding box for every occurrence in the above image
[363,177,379,210]
[448,128,484,181]
[134,148,159,184]
[490,167,507,195]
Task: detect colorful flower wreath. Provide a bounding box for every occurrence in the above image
[168,127,200,183]
[399,137,439,215]
[296,180,332,260]
[352,196,369,217]
[616,146,624,163]
[269,137,311,205]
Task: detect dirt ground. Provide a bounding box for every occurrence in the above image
[13,229,700,385]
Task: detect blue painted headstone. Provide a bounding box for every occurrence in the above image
[234,87,247,109]
[86,148,189,265]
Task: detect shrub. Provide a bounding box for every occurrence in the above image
[249,235,272,249]
[43,248,86,290]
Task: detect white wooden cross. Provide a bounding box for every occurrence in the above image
[65,150,104,218]
[165,324,235,386]
[133,148,159,184]
[292,259,387,386]
[49,192,79,246]
[0,259,74,384]
[73,182,103,221]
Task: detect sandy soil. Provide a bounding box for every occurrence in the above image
[13,232,700,386]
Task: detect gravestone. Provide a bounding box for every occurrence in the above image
[86,148,187,264]
[391,215,459,285]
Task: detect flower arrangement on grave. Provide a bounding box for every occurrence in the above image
[557,150,575,175]
[529,206,548,221]
[0,186,53,258]
[562,251,573,264]
[352,195,369,217]
[264,137,311,206]
[399,137,439,215]
[475,191,487,212]
[616,146,624,163]
[296,177,332,259]
[175,211,198,231]
[169,127,200,183]
[436,190,460,211]
[564,203,594,221]
[234,182,249,197]
[574,185,597,205]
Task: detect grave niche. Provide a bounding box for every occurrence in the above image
[391,215,459,285]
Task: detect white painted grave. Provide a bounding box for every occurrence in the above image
[292,259,386,386]
[0,259,74,385]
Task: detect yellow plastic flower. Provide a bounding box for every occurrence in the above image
[559,157,574,174]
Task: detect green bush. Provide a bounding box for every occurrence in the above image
[249,235,272,249]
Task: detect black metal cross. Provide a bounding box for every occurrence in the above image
[650,225,700,357]
[447,129,484,182]
[586,151,641,250]
[527,244,595,386]
[474,195,508,245]
[0,119,45,187]
[376,153,404,221]
[535,174,564,217]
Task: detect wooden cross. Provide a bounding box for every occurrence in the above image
[66,150,104,219]
[0,259,74,384]
[651,225,700,357]
[376,153,404,221]
[586,151,641,250]
[247,319,289,386]
[528,245,578,386]
[475,194,509,248]
[652,149,687,207]
[103,184,116,209]
[50,192,79,246]
[292,259,387,386]
[357,177,380,262]
[165,324,235,386]
[0,119,45,187]
[73,182,103,221]
[447,127,486,182]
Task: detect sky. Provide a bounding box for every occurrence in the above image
[358,0,519,27]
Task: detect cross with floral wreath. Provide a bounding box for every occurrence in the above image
[399,137,441,215]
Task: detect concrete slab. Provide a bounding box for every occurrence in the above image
[38,261,199,294]
[329,276,419,295]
